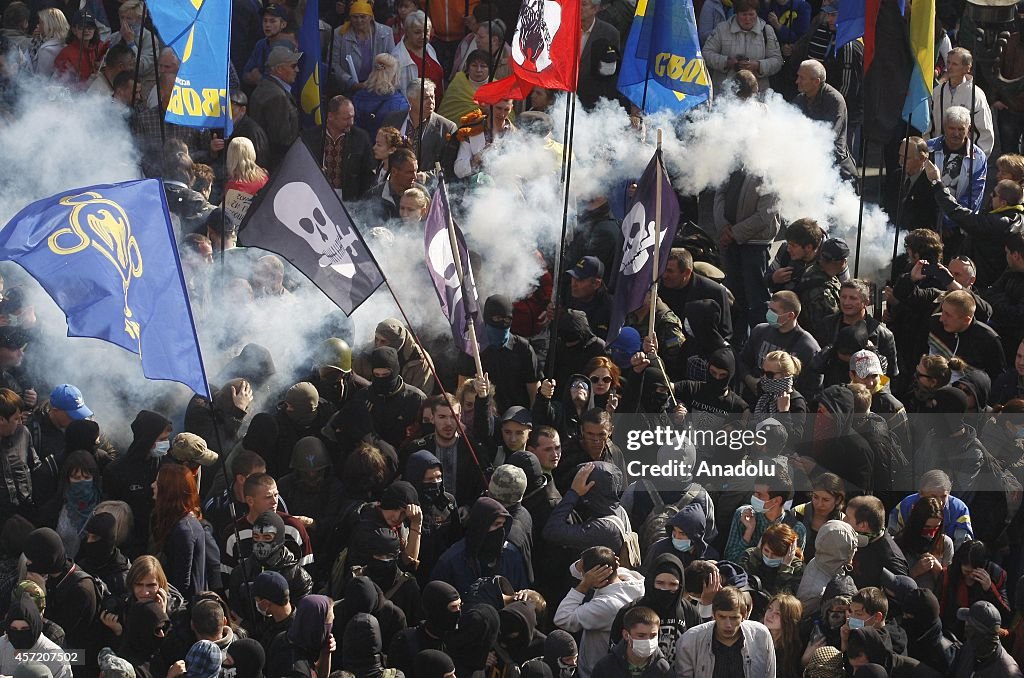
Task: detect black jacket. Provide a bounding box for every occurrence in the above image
[659,274,734,344]
[927,315,1006,380]
[352,379,425,449]
[300,125,376,201]
[591,640,674,678]
[983,268,1024,359]
[402,432,489,509]
[0,425,35,511]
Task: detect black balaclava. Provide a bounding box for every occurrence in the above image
[417,649,456,678]
[76,511,117,565]
[64,419,100,455]
[498,600,537,656]
[484,295,514,347]
[465,497,511,570]
[252,511,287,567]
[577,461,622,519]
[4,594,42,650]
[369,346,402,395]
[22,527,66,576]
[544,630,578,678]
[559,310,593,347]
[342,612,385,678]
[406,450,447,505]
[640,367,671,412]
[682,299,726,355]
[287,595,333,661]
[421,580,461,637]
[926,385,969,437]
[243,413,280,462]
[705,348,735,395]
[643,553,685,619]
[225,638,266,678]
[118,600,170,663]
[901,588,942,640]
[338,576,378,638]
[447,603,500,674]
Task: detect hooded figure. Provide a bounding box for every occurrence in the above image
[270,383,336,479]
[342,612,393,678]
[102,410,170,559]
[846,627,932,677]
[373,318,436,394]
[416,649,456,678]
[672,347,748,418]
[489,465,534,582]
[797,519,858,618]
[542,630,578,678]
[950,600,1021,677]
[335,576,407,656]
[22,527,97,652]
[351,346,426,447]
[230,511,313,626]
[544,461,631,555]
[404,450,460,583]
[217,343,277,390]
[286,595,333,665]
[644,502,719,568]
[509,451,560,545]
[447,602,502,677]
[386,579,460,677]
[498,600,546,665]
[809,385,877,493]
[534,372,595,449]
[277,436,343,533]
[224,637,265,678]
[0,595,70,678]
[75,511,130,596]
[117,600,170,675]
[901,588,958,674]
[609,553,699,666]
[432,497,528,593]
[551,311,606,397]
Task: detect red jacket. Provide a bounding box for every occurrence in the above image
[54,40,108,87]
[512,252,553,338]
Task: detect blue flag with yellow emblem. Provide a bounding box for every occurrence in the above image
[0,180,211,398]
[617,0,711,114]
[294,0,323,127]
[149,0,233,134]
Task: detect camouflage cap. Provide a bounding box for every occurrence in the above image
[488,464,527,507]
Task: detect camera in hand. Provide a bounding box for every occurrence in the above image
[923,261,941,278]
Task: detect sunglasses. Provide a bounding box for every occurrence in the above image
[590,375,612,384]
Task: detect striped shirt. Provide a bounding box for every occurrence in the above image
[220,511,314,575]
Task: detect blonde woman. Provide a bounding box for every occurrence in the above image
[32,8,69,77]
[754,349,807,440]
[352,53,410,138]
[398,186,430,226]
[223,137,268,226]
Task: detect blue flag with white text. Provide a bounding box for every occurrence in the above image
[294,0,323,127]
[0,180,211,398]
[617,0,710,114]
[149,0,233,134]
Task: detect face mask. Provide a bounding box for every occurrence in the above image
[965,624,1000,658]
[921,526,940,539]
[847,617,865,629]
[252,539,283,565]
[479,528,506,561]
[750,495,767,513]
[6,627,35,650]
[366,558,399,587]
[758,375,793,397]
[598,59,617,77]
[421,479,443,502]
[647,391,670,411]
[630,637,658,658]
[766,309,782,327]
[826,610,846,629]
[151,440,170,457]
[557,659,576,678]
[671,537,692,552]
[66,479,95,506]
[762,553,783,568]
[485,324,511,347]
[256,600,273,618]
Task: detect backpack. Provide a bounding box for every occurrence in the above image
[637,480,705,554]
[860,414,911,495]
[607,514,642,570]
[976,446,1023,536]
[63,565,111,621]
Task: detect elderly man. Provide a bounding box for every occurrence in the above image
[930,47,994,157]
[249,45,302,170]
[380,80,457,171]
[301,95,375,200]
[890,136,939,232]
[795,59,857,180]
[927,105,988,255]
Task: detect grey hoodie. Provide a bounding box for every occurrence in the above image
[796,519,858,618]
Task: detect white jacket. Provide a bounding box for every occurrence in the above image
[702,16,783,94]
[0,635,73,678]
[674,619,777,678]
[930,76,994,156]
[554,567,645,678]
[392,40,439,99]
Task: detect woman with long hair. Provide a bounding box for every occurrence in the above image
[100,555,185,638]
[352,53,410,138]
[32,8,69,77]
[895,496,952,593]
[792,472,845,560]
[739,523,804,596]
[54,11,106,87]
[762,594,803,678]
[370,125,409,183]
[151,464,206,599]
[753,349,807,440]
[38,451,101,559]
[940,539,1011,635]
[224,137,269,225]
[584,356,622,413]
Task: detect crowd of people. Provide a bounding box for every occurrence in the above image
[0,0,1024,676]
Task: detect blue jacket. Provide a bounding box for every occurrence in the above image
[165,514,208,600]
[431,540,528,593]
[926,136,987,232]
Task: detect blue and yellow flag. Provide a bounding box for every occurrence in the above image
[0,180,211,398]
[617,0,710,114]
[149,0,233,134]
[903,0,934,127]
[294,0,323,127]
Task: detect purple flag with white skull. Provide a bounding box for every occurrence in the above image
[237,141,384,314]
[424,180,482,354]
[606,149,680,344]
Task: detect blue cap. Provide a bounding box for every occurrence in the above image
[254,570,289,605]
[49,384,92,420]
[565,256,605,280]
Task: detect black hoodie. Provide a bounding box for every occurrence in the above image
[609,554,699,665]
[498,600,547,665]
[117,600,170,677]
[807,386,876,494]
[405,449,461,583]
[673,348,748,416]
[352,347,426,448]
[5,593,43,650]
[333,575,407,659]
[102,410,170,558]
[342,612,395,678]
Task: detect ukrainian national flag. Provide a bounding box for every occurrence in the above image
[902,0,934,127]
[617,0,710,114]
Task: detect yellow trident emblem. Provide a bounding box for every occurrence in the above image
[48,192,144,342]
[181,0,205,63]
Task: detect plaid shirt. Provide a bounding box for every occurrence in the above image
[724,505,807,562]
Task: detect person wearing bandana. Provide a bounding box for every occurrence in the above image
[0,594,71,677]
[950,600,1022,677]
[230,510,313,628]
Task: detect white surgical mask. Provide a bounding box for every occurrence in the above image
[151,440,170,457]
[631,638,658,658]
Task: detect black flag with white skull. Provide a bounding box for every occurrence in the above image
[606,150,680,344]
[237,141,385,314]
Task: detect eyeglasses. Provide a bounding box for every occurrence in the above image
[590,375,612,384]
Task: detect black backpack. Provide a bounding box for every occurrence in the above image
[637,480,706,554]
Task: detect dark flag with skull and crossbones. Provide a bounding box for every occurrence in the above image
[237,141,385,314]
